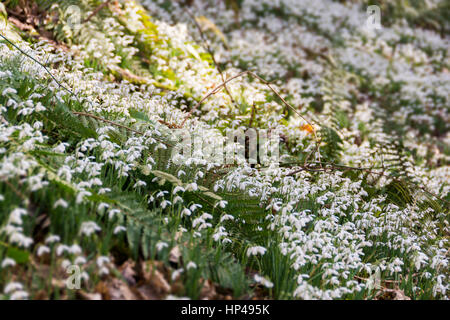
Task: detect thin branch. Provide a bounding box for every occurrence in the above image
[184,7,238,109]
[0,33,171,147]
[180,70,322,163]
[0,33,76,98]
[83,0,112,24]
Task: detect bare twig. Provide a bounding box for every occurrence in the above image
[83,0,112,24]
[184,7,238,109]
[180,70,322,163]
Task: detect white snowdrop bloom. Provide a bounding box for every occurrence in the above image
[97,202,109,212]
[79,221,101,236]
[213,226,228,242]
[220,214,234,223]
[192,217,205,228]
[161,200,171,209]
[156,241,169,252]
[10,290,29,300]
[1,258,16,268]
[181,208,191,217]
[76,190,92,204]
[173,186,185,194]
[9,232,33,248]
[222,238,232,244]
[414,252,429,270]
[2,88,17,96]
[173,195,183,204]
[80,272,90,282]
[189,204,202,212]
[3,282,23,294]
[0,194,4,201]
[56,244,69,256]
[217,200,228,209]
[8,208,27,225]
[53,142,68,153]
[247,246,267,257]
[97,256,110,267]
[53,198,68,209]
[36,245,50,257]
[98,188,111,195]
[45,235,60,244]
[69,244,82,255]
[99,266,109,276]
[108,209,121,219]
[74,256,87,265]
[193,231,202,238]
[201,212,213,220]
[185,183,198,191]
[254,274,274,288]
[156,190,168,198]
[171,268,184,281]
[114,225,126,234]
[186,261,197,270]
[133,180,147,188]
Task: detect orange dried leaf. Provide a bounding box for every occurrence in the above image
[300,124,314,134]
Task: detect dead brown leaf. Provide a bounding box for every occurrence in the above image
[107,278,138,300]
[77,290,102,300]
[142,261,171,295]
[169,246,182,265]
[200,279,217,300]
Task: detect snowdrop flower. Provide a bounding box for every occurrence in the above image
[45,235,60,244]
[8,208,27,225]
[247,246,267,257]
[76,190,92,204]
[189,204,202,212]
[113,225,126,234]
[254,274,274,288]
[53,199,69,209]
[10,290,29,300]
[36,245,50,257]
[97,202,109,212]
[181,207,191,217]
[173,186,185,194]
[186,261,197,270]
[220,214,234,222]
[53,142,68,153]
[9,232,33,248]
[108,209,121,219]
[79,221,101,236]
[2,88,17,96]
[99,266,109,276]
[173,195,183,204]
[56,244,69,256]
[69,244,82,255]
[156,241,169,252]
[172,268,184,281]
[1,258,16,268]
[133,180,147,188]
[185,182,198,191]
[97,256,110,267]
[161,200,171,209]
[4,282,23,294]
[216,200,228,209]
[74,256,87,265]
